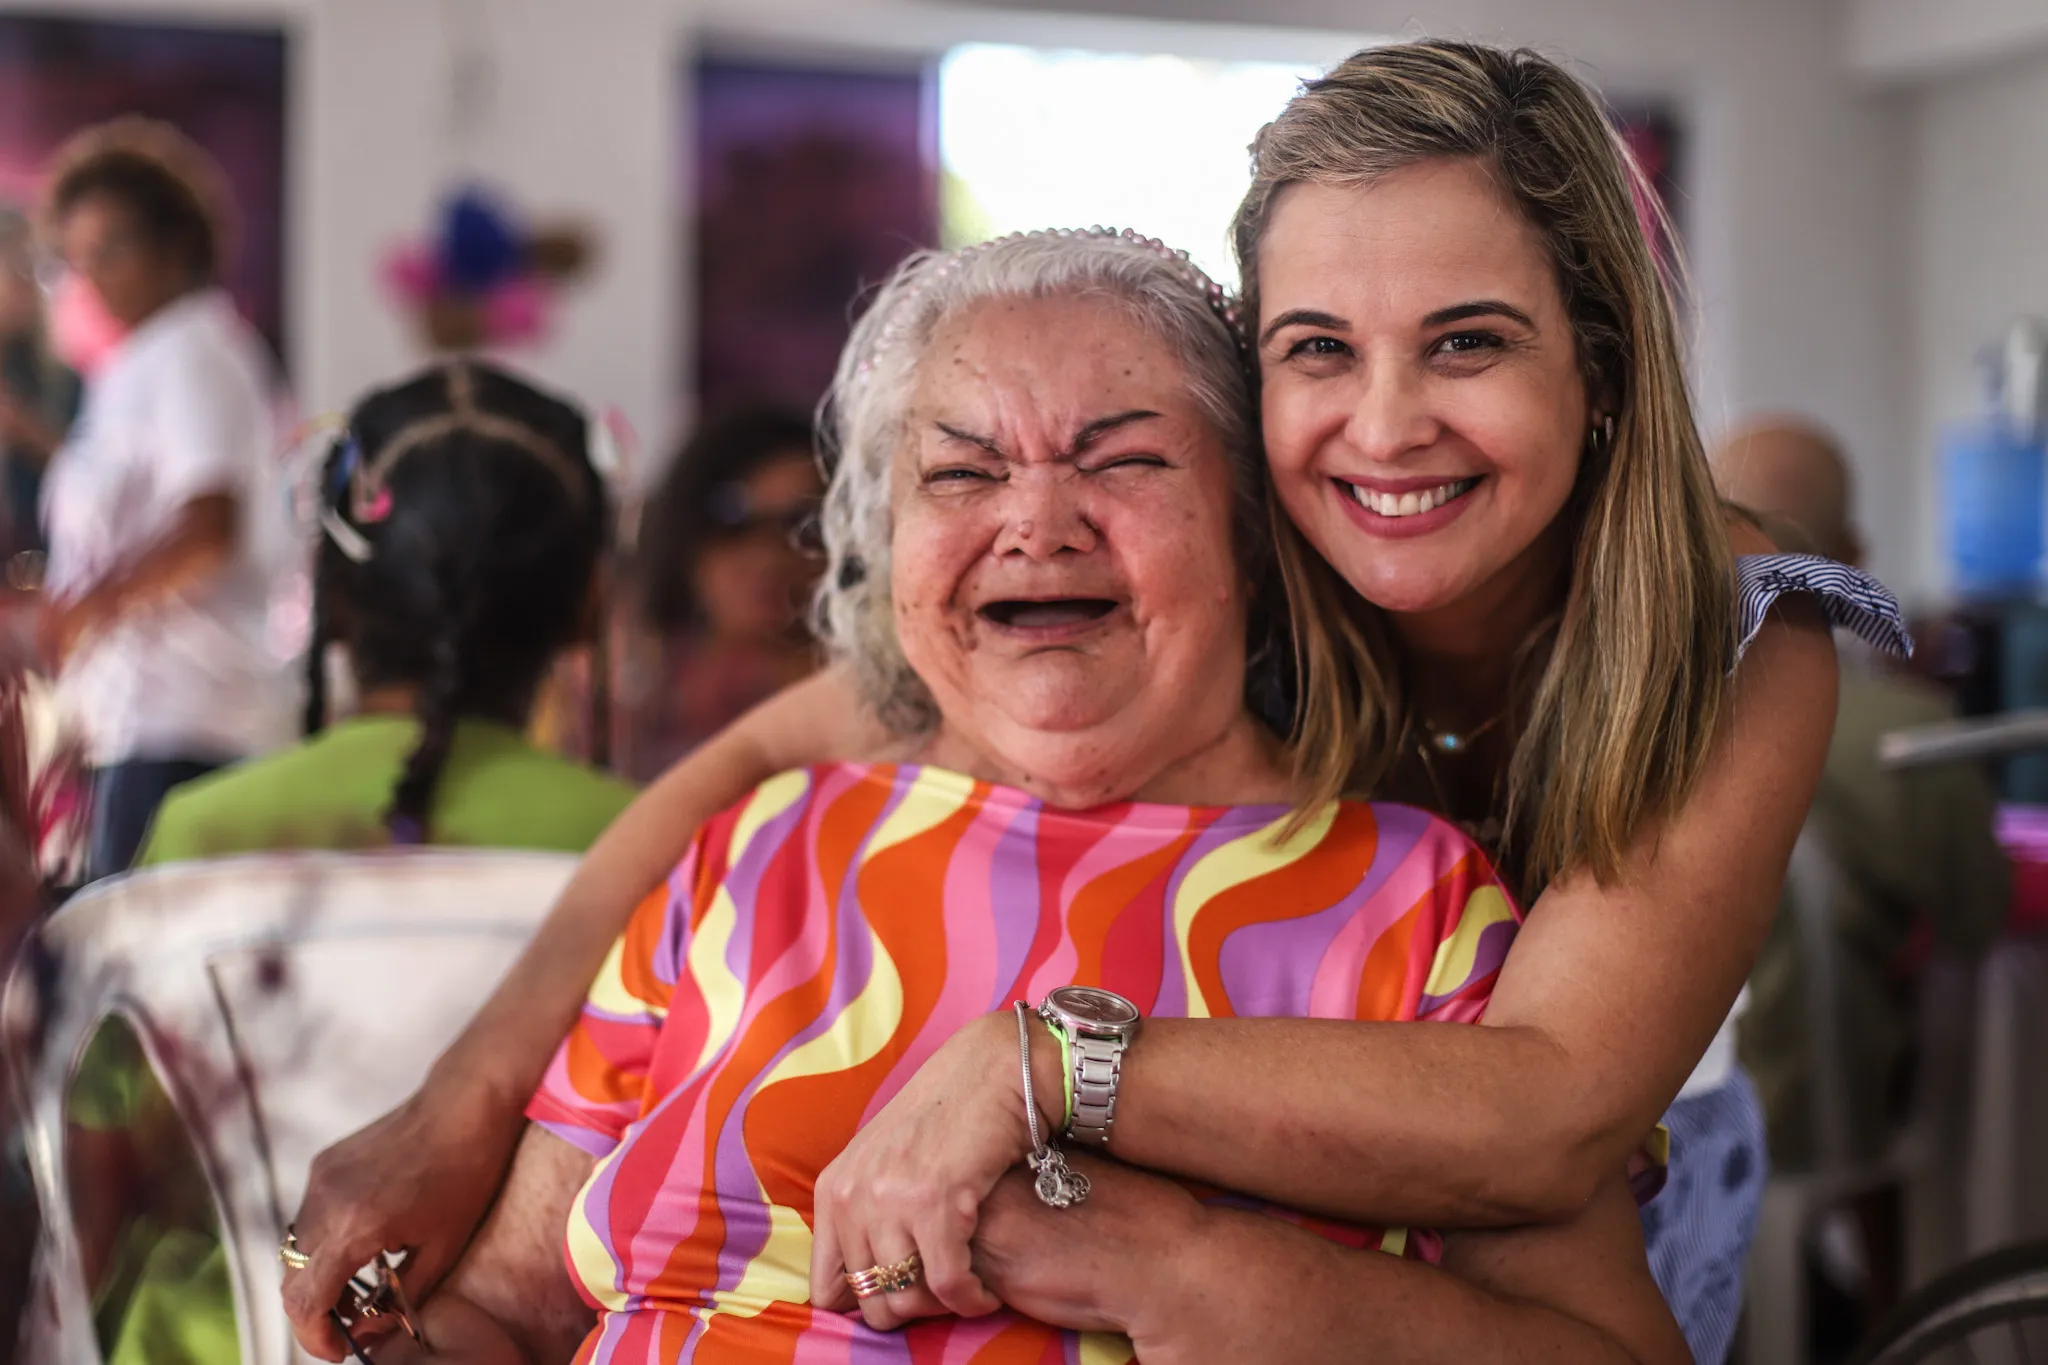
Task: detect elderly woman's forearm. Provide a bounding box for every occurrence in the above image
[1112,1017,1606,1226]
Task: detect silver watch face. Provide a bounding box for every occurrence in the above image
[1047,985,1139,1029]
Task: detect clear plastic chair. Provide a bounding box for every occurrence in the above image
[1,849,577,1365]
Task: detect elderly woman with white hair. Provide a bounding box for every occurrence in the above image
[360,230,1686,1365]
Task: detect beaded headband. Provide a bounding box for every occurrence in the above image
[852,226,1244,380]
[312,361,605,564]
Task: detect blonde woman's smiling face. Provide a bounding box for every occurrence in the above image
[1256,159,1591,623]
[890,292,1251,802]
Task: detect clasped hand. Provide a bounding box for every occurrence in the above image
[808,1011,1201,1339]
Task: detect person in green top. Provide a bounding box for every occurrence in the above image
[70,358,635,1365]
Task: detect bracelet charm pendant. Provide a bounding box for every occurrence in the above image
[1013,1000,1090,1210]
[1028,1145,1091,1209]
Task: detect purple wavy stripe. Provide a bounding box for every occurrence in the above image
[985,797,1043,1000]
[1213,869,1375,1017]
[697,766,922,1304]
[584,1304,632,1363]
[1209,805,1429,1018]
[1150,811,1239,1016]
[1415,915,1518,1016]
[536,1117,616,1160]
[713,768,834,987]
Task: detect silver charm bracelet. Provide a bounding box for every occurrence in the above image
[1013,1001,1091,1208]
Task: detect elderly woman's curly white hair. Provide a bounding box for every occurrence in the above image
[814,228,1266,732]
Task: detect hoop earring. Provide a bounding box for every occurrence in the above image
[1589,414,1616,455]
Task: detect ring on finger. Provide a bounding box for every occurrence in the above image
[844,1250,923,1299]
[278,1226,312,1272]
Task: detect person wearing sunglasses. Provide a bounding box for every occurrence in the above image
[35,118,294,883]
[615,406,823,782]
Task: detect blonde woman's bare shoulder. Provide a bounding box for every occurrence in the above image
[1724,506,1783,556]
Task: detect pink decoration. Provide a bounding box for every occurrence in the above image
[48,272,128,377]
[379,243,440,307]
[479,274,551,347]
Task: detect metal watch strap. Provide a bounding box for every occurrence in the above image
[1067,1032,1126,1146]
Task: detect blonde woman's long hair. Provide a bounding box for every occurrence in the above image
[1234,40,1736,896]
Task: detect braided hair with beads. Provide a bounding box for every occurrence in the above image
[306,360,607,843]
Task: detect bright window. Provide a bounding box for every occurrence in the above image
[938,44,1321,285]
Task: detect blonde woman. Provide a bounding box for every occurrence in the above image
[284,41,1903,1365]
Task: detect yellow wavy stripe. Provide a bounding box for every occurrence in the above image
[1079,1332,1138,1363]
[584,931,657,1020]
[1170,803,1338,1017]
[862,768,972,858]
[712,1200,814,1315]
[732,768,814,853]
[759,921,904,1087]
[682,771,817,1071]
[1421,885,1516,999]
[568,1153,632,1313]
[686,885,744,1075]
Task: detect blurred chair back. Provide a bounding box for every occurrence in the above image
[2,850,577,1365]
[1745,825,1980,1365]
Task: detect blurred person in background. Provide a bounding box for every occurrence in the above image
[1715,418,2008,1341]
[614,406,821,782]
[0,208,80,561]
[1715,418,2008,1168]
[37,117,292,883]
[67,358,636,1365]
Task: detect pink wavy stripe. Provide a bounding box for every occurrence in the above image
[621,1079,722,1312]
[1307,821,1468,1017]
[863,792,1014,1123]
[1028,804,1192,1000]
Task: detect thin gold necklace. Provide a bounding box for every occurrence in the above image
[1418,709,1507,755]
[1411,720,1507,850]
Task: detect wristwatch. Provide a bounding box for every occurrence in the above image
[1038,986,1141,1147]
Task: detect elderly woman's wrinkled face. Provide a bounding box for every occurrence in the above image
[892,293,1247,796]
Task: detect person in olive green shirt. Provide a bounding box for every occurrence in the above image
[71,360,635,1365]
[1714,418,2010,1172]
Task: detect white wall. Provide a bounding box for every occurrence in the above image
[299,0,675,475]
[1851,0,2048,82]
[7,0,1922,589]
[1907,50,2048,600]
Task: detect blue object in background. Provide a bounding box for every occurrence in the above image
[436,185,524,294]
[1943,418,2045,599]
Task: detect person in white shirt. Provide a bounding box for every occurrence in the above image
[38,119,291,881]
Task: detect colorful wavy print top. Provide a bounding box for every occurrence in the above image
[528,762,1521,1364]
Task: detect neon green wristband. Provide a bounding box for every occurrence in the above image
[1055,1018,1076,1133]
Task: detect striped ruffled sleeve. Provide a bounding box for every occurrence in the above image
[1735,553,1911,665]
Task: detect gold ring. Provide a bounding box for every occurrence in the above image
[278,1227,312,1271]
[845,1250,923,1299]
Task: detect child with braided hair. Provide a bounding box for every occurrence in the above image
[141,358,631,858]
[67,360,633,1365]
